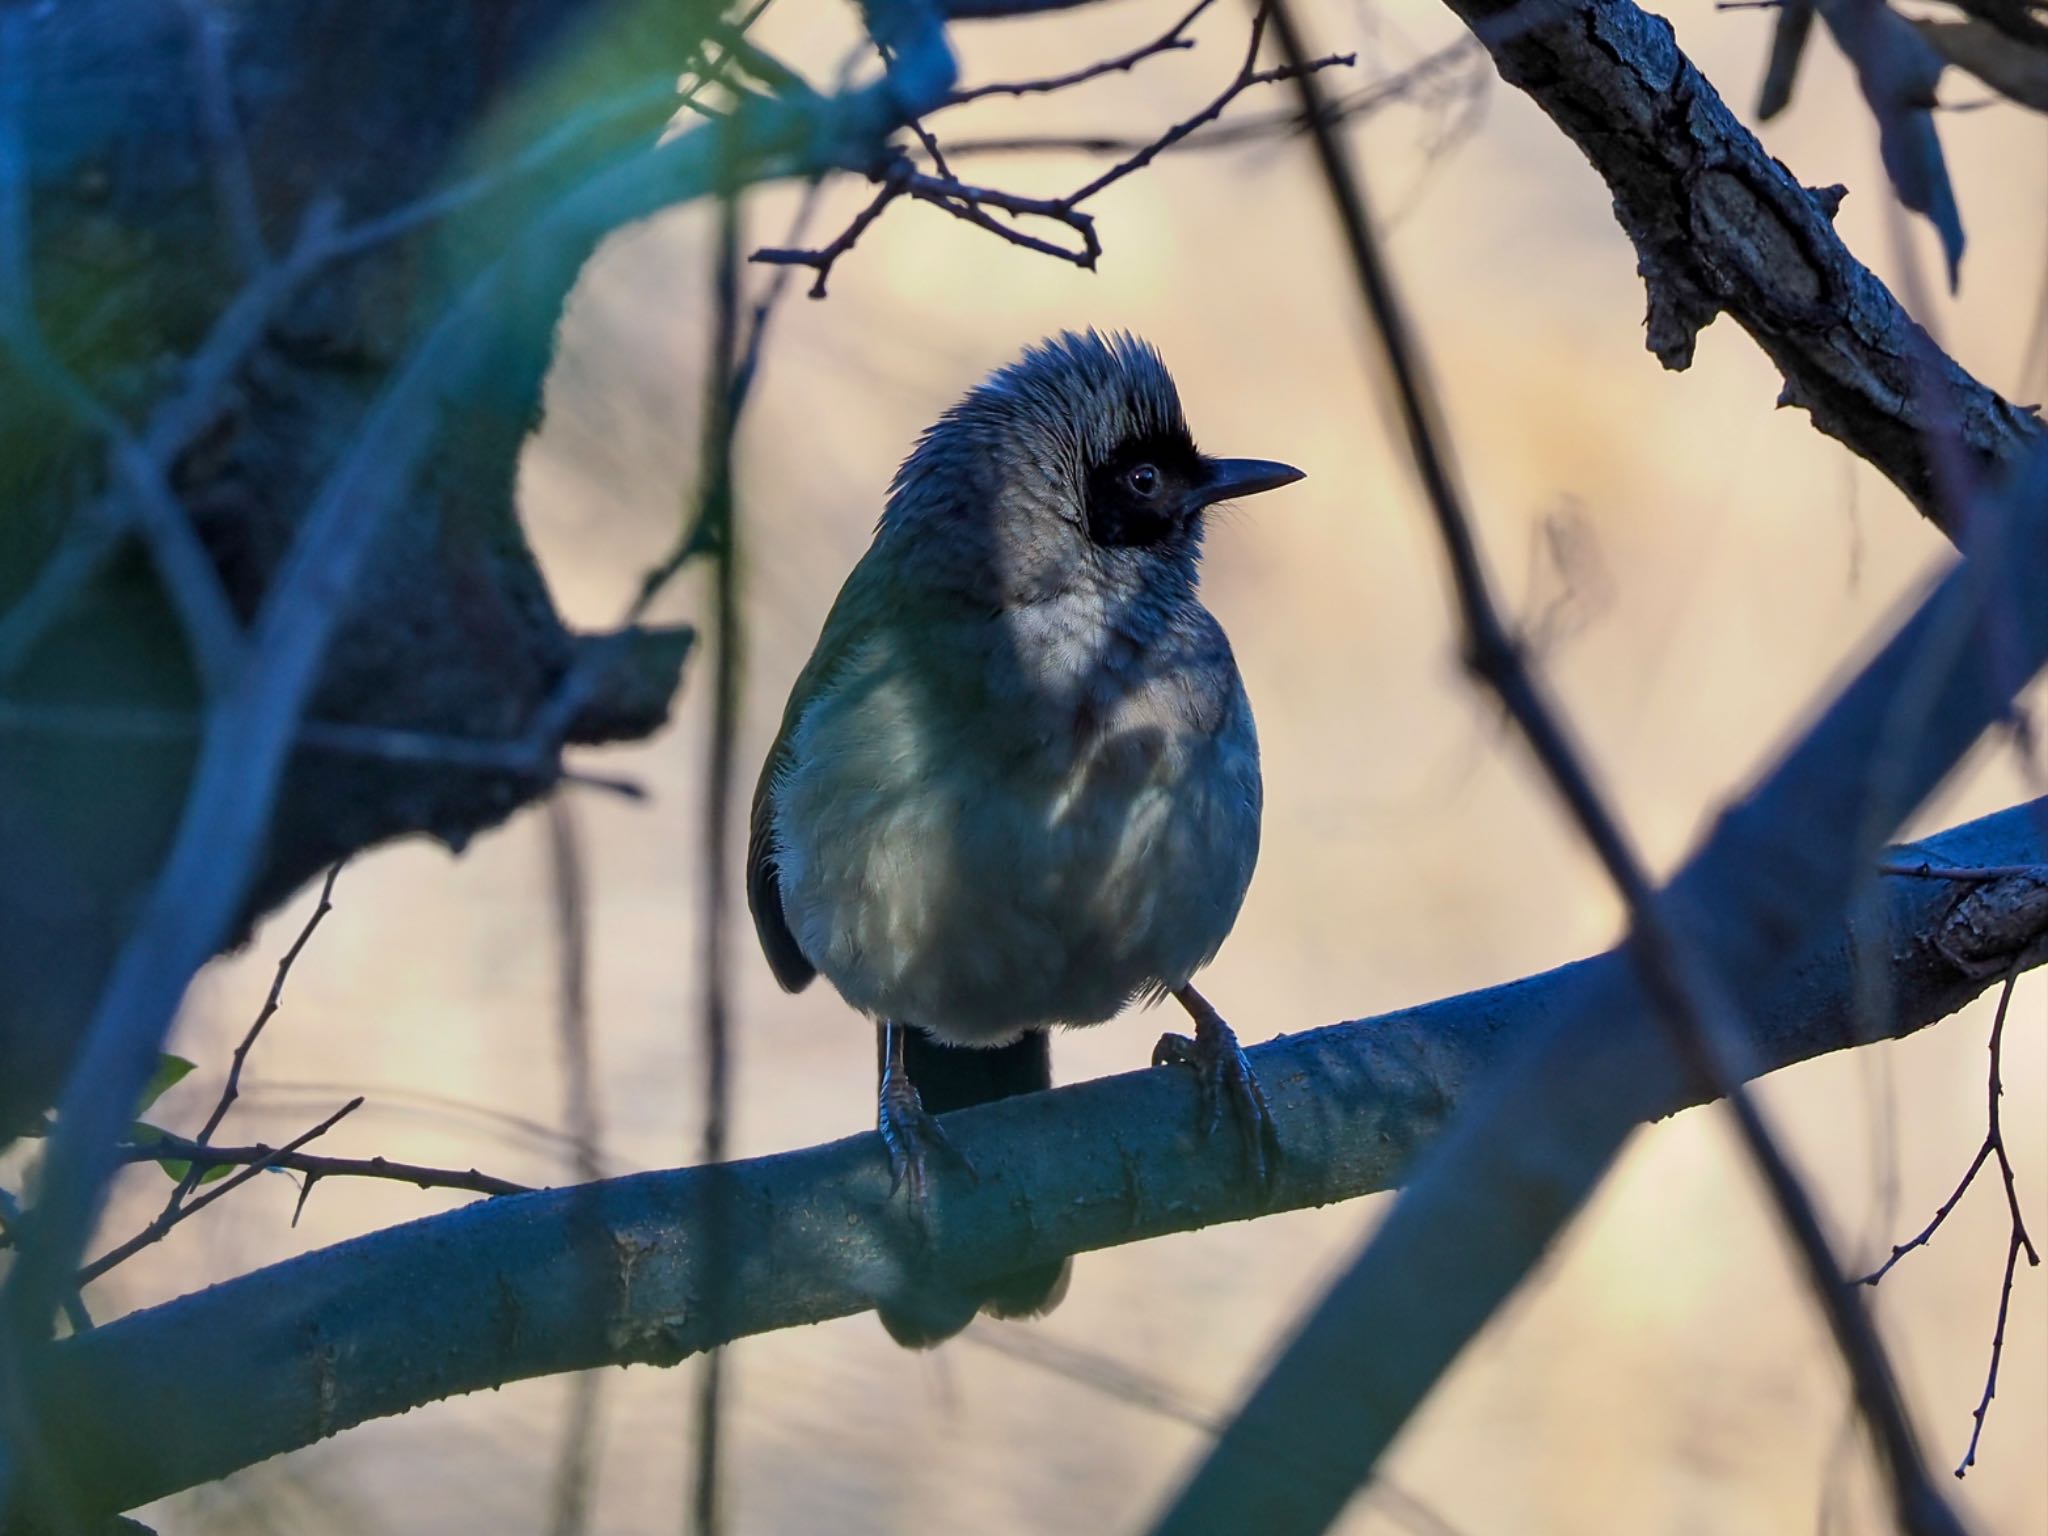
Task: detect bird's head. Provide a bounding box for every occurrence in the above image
[882,330,1303,607]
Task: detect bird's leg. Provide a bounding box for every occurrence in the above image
[1153,984,1280,1192]
[876,1019,969,1216]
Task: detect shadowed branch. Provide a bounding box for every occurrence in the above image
[10,797,2045,1526]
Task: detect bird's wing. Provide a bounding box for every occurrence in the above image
[747,547,895,994]
[747,751,814,992]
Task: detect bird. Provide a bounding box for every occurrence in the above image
[747,329,1300,1345]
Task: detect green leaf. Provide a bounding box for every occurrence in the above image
[135,1054,196,1116]
[127,1119,229,1184]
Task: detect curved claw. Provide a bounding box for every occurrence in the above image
[878,1073,975,1220]
[1155,988,1281,1197]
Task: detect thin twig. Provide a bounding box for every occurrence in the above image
[79,1098,363,1287]
[116,1131,531,1200]
[545,803,603,1191]
[1854,973,2039,1476]
[945,0,1216,103]
[749,3,1352,293]
[750,165,909,297]
[903,114,957,183]
[158,863,344,1223]
[1961,1229,2029,1478]
[688,172,745,1536]
[934,38,1483,161]
[543,796,605,1536]
[904,167,1101,264]
[1066,8,1345,204]
[629,119,839,614]
[1855,1141,1995,1288]
[0,690,651,799]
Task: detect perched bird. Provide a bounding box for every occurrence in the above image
[748,330,1300,1344]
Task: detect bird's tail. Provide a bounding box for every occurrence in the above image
[877,1029,1072,1348]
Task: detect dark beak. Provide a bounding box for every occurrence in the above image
[1199,456,1305,506]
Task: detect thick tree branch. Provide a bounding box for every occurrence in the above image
[9,799,2045,1525]
[1439,0,2043,539]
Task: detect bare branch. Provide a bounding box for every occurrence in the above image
[751,168,907,297]
[112,1131,531,1203]
[689,185,744,1536]
[158,864,345,1224]
[1065,8,1347,203]
[945,0,1215,103]
[17,796,2047,1521]
[543,796,604,1536]
[750,4,1353,293]
[934,38,1483,160]
[78,1099,363,1288]
[1435,0,2043,536]
[1856,972,2041,1477]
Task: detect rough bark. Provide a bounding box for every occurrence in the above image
[1440,0,2042,538]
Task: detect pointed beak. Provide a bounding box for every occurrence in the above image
[1199,456,1306,507]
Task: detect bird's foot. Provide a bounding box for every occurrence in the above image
[1154,986,1280,1195]
[878,1071,974,1219]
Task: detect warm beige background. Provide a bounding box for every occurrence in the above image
[88,3,2048,1531]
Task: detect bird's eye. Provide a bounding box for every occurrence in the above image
[1124,463,1160,498]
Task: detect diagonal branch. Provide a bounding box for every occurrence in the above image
[159,863,346,1224]
[77,1098,363,1288]
[1151,370,2048,1534]
[12,797,2046,1526]
[1435,0,2043,540]
[1151,5,1967,1532]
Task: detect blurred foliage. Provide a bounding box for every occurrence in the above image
[1754,0,2048,288]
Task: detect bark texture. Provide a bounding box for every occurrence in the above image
[1441,0,2042,537]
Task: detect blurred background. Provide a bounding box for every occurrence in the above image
[64,1,2047,1530]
